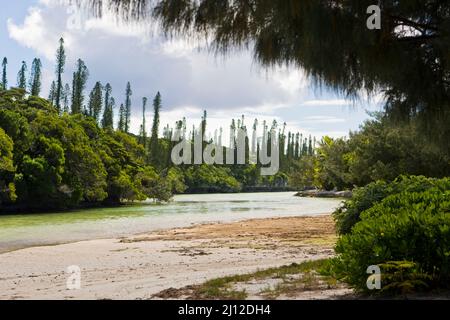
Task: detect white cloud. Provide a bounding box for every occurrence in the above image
[272,68,308,94]
[300,99,350,107]
[300,116,346,124]
[7,7,58,60]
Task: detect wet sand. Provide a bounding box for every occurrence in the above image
[0,215,339,300]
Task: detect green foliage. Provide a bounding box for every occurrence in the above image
[0,127,15,205]
[16,154,64,207]
[0,107,32,162]
[334,175,450,235]
[260,172,289,189]
[62,83,71,113]
[118,103,125,131]
[48,81,56,105]
[288,156,317,190]
[101,83,114,129]
[184,165,241,193]
[0,88,173,211]
[0,128,14,173]
[149,91,161,166]
[124,82,132,133]
[71,59,89,114]
[16,61,27,90]
[139,170,173,203]
[346,117,448,184]
[1,57,7,90]
[230,164,261,188]
[29,58,42,97]
[316,136,352,190]
[139,97,148,148]
[378,261,432,295]
[88,81,103,122]
[164,167,187,194]
[55,38,66,112]
[309,115,450,192]
[333,180,389,235]
[332,182,450,294]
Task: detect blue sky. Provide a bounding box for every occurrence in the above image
[1,0,383,141]
[0,1,38,74]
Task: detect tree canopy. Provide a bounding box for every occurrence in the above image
[291,113,450,191]
[0,88,174,211]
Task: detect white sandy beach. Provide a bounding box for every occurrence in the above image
[0,216,343,300]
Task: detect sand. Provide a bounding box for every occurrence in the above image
[0,215,338,300]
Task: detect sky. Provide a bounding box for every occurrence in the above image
[0,0,384,143]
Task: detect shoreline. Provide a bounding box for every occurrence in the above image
[0,190,302,215]
[0,212,331,255]
[295,190,352,199]
[0,215,339,300]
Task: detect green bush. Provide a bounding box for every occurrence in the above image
[332,187,450,294]
[0,89,172,210]
[333,176,450,235]
[377,261,432,295]
[184,165,241,193]
[333,180,390,235]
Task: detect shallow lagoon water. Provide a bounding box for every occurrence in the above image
[0,192,342,253]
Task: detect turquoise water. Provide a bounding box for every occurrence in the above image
[0,192,342,253]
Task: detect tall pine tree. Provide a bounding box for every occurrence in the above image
[62,83,71,113]
[107,97,116,129]
[29,58,42,96]
[294,133,300,159]
[149,92,162,166]
[140,97,148,147]
[124,82,132,133]
[1,58,7,90]
[88,81,103,122]
[308,135,313,156]
[54,38,66,112]
[71,59,89,114]
[48,81,56,105]
[201,110,208,142]
[17,61,27,90]
[102,83,114,129]
[118,103,125,131]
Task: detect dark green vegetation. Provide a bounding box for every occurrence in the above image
[334,176,450,235]
[292,114,450,191]
[331,176,450,294]
[0,88,178,211]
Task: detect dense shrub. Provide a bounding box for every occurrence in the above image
[184,165,241,193]
[0,89,177,211]
[333,176,450,235]
[313,116,450,191]
[332,187,450,293]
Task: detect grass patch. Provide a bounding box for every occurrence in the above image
[163,259,343,300]
[197,278,248,300]
[299,235,338,246]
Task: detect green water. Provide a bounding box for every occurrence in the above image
[0,192,342,253]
